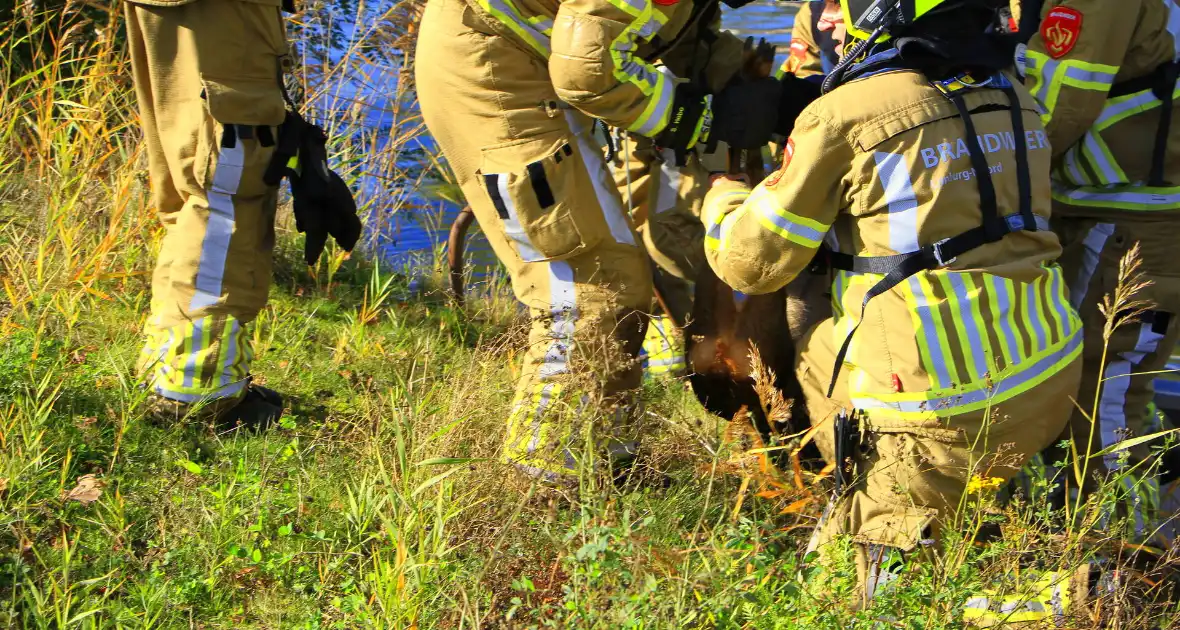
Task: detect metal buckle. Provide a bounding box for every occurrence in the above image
[932,238,956,267]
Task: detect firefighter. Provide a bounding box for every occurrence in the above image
[1021,0,1180,545]
[415,0,796,482]
[702,0,1082,610]
[776,0,840,80]
[126,0,359,430]
[126,0,286,427]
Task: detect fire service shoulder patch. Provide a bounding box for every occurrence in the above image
[1040,6,1083,59]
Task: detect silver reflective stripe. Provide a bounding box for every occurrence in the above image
[1051,581,1066,617]
[154,379,246,403]
[494,174,545,263]
[947,273,988,378]
[1034,57,1059,108]
[1096,90,1158,128]
[965,596,991,611]
[1064,64,1117,87]
[484,0,551,55]
[1165,0,1180,59]
[1082,133,1122,184]
[1069,222,1114,309]
[566,112,637,245]
[1056,183,1180,208]
[1062,148,1088,186]
[540,261,577,378]
[632,67,676,138]
[527,382,557,455]
[1099,321,1165,469]
[909,275,955,389]
[853,332,1082,414]
[220,319,239,387]
[182,318,204,389]
[873,151,920,253]
[191,140,245,311]
[654,148,681,215]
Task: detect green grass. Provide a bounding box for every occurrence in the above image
[4,4,1180,629]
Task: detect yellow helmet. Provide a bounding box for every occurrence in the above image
[840,0,986,41]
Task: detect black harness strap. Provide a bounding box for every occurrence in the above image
[1001,85,1037,233]
[824,75,1036,397]
[1107,60,1180,187]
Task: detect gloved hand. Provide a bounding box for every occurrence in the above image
[710,76,782,149]
[290,153,362,266]
[264,111,363,266]
[776,73,823,137]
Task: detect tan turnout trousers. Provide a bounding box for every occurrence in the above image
[126,0,287,407]
[416,0,653,480]
[1053,218,1180,538]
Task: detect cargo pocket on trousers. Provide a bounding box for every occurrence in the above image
[477,132,609,262]
[196,75,287,199]
[192,75,287,299]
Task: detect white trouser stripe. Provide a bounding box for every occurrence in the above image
[1070,223,1114,309]
[496,174,545,263]
[654,148,681,215]
[540,261,577,378]
[566,111,637,246]
[1099,321,1165,469]
[873,152,920,253]
[191,140,246,311]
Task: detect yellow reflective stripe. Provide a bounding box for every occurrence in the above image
[1057,148,1089,187]
[704,189,749,251]
[1076,131,1127,185]
[474,0,550,59]
[1095,83,1180,131]
[1043,266,1071,348]
[833,271,872,372]
[525,14,554,36]
[983,275,1019,372]
[1025,50,1118,120]
[1052,181,1180,211]
[629,69,674,137]
[902,276,943,391]
[504,380,564,461]
[750,188,828,248]
[938,272,989,381]
[916,273,963,386]
[606,1,674,137]
[1060,62,1119,91]
[851,329,1081,420]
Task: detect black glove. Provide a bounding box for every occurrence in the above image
[710,76,782,150]
[265,111,363,266]
[653,82,711,154]
[776,73,823,137]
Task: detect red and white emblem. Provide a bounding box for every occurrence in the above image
[1040,6,1083,59]
[766,139,794,187]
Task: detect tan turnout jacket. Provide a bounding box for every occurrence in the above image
[703,69,1081,419]
[461,0,745,138]
[1024,0,1180,214]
